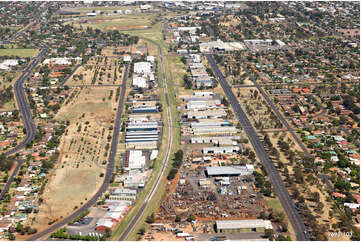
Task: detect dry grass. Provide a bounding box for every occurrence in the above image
[30,86,118,230]
[67,57,124,86]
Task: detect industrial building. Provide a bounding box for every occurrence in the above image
[123,170,147,188]
[191,136,240,145]
[203,146,240,154]
[132,76,147,88]
[186,109,227,119]
[206,165,255,177]
[186,100,220,110]
[126,122,158,131]
[125,150,146,170]
[109,188,137,201]
[192,126,237,135]
[134,61,152,75]
[215,219,273,233]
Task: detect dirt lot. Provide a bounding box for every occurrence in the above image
[0,72,21,111]
[71,14,156,32]
[30,86,118,229]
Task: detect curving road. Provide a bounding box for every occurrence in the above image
[0,47,48,200]
[206,54,310,241]
[28,64,129,240]
[117,36,174,241]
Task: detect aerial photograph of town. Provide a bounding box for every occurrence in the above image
[0,0,359,241]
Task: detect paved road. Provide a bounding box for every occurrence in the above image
[240,66,312,157]
[59,64,81,87]
[27,64,129,241]
[3,2,51,44]
[68,84,122,88]
[307,94,326,118]
[341,126,360,147]
[206,54,310,241]
[118,36,174,240]
[0,47,48,200]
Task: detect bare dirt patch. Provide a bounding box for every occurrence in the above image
[30,86,119,230]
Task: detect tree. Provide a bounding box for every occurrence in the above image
[8,232,15,240]
[146,213,155,224]
[138,227,145,235]
[187,214,196,222]
[264,229,274,240]
[105,228,112,238]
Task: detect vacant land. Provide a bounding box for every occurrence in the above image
[0,48,38,57]
[67,57,124,86]
[72,14,155,31]
[0,72,20,111]
[265,197,296,240]
[30,86,118,230]
[121,22,166,54]
[64,6,134,12]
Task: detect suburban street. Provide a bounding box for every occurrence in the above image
[206,54,310,241]
[118,36,174,240]
[59,64,81,87]
[0,47,48,200]
[249,79,312,157]
[27,64,129,240]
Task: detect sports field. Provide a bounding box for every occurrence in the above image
[0,48,38,57]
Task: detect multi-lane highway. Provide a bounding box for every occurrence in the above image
[118,36,174,241]
[206,54,310,241]
[0,47,48,200]
[28,64,129,240]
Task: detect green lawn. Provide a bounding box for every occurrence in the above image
[0,48,38,57]
[265,197,283,213]
[265,197,296,240]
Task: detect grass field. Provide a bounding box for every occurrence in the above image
[0,48,38,57]
[30,86,118,231]
[265,197,296,240]
[72,14,156,31]
[120,22,167,54]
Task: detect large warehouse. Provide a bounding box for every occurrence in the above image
[206,165,254,177]
[215,219,273,233]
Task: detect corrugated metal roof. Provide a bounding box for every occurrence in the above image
[206,166,254,176]
[216,219,273,229]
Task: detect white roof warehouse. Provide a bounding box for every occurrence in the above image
[206,165,254,177]
[215,219,273,233]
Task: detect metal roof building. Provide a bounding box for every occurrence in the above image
[193,126,237,135]
[206,165,254,177]
[215,219,273,233]
[127,150,146,170]
[186,109,227,119]
[134,61,152,75]
[203,146,239,154]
